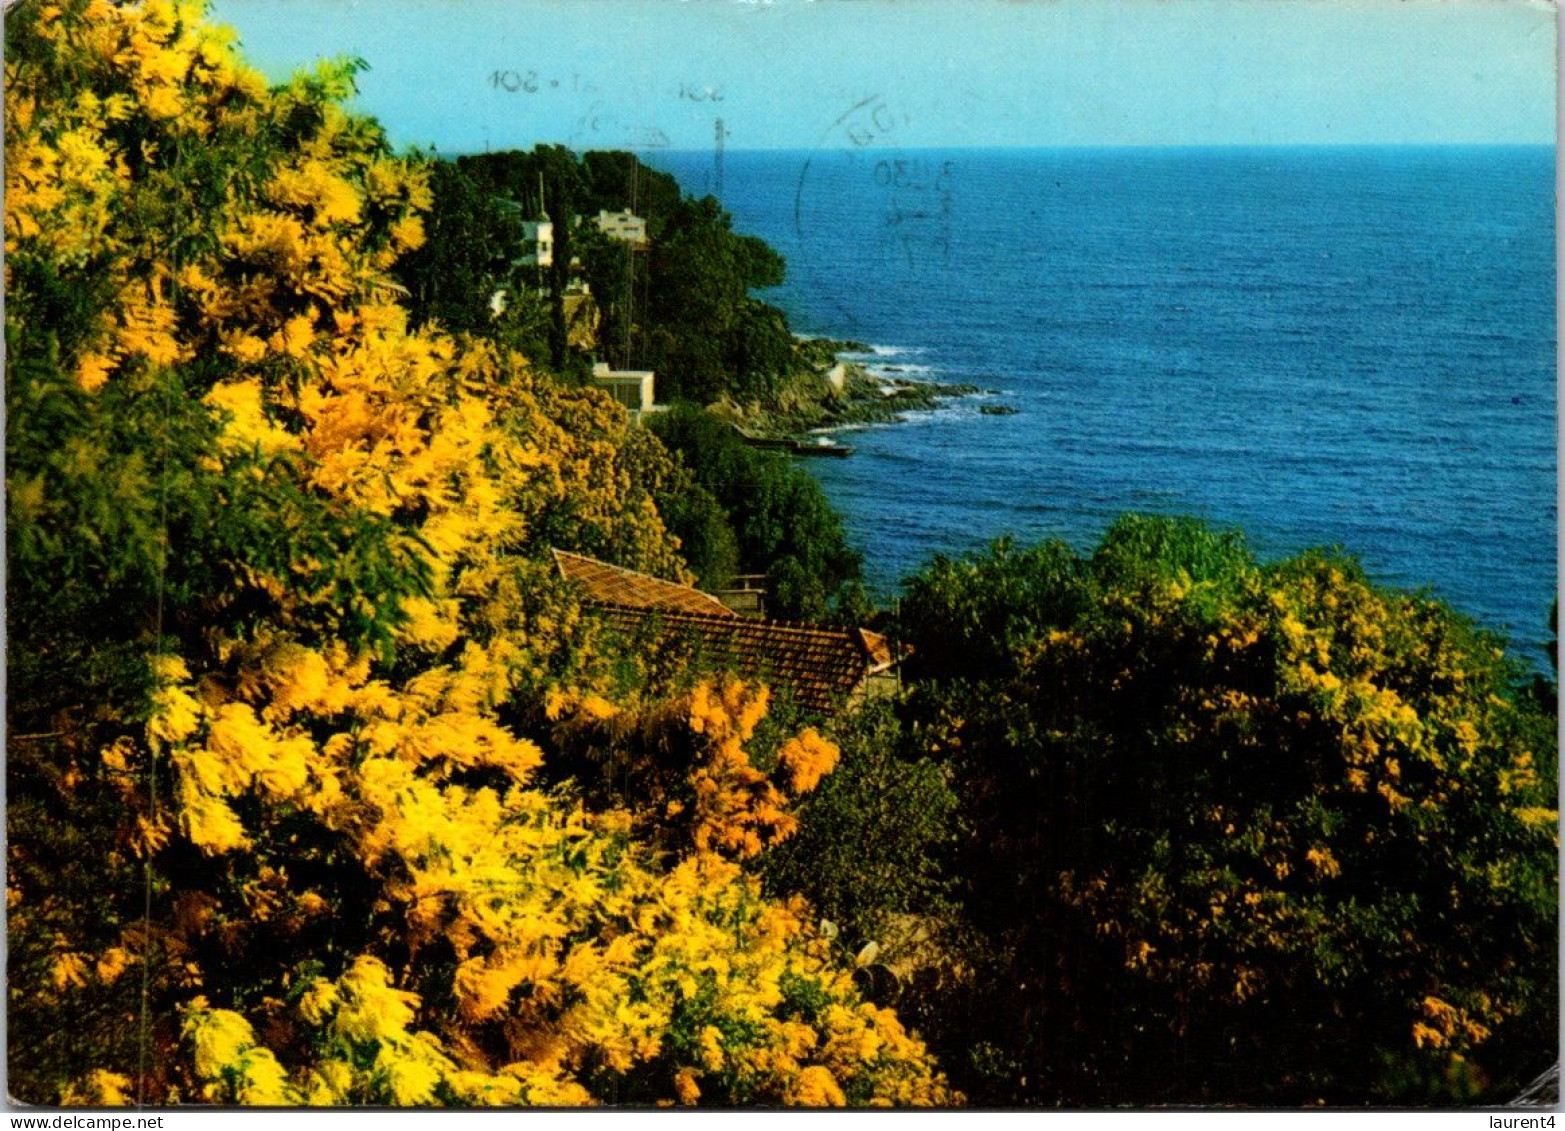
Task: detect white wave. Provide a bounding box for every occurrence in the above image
[866,362,941,378]
[817,396,1005,440]
[842,343,930,359]
[864,403,988,430]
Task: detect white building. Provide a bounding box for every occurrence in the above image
[594,210,648,247]
[518,219,554,268]
[591,361,656,418]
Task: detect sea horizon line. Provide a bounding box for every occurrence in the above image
[438,140,1555,160]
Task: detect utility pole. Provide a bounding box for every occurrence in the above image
[623,158,636,369]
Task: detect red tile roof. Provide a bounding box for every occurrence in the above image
[552,550,901,714]
[854,627,895,673]
[554,549,738,617]
[589,605,883,714]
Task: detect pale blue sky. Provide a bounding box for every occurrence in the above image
[209,0,1557,152]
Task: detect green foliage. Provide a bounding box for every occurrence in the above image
[393,160,534,343]
[387,148,830,609]
[763,699,960,945]
[5,0,958,1108]
[641,195,791,403]
[387,150,830,605]
[652,477,740,593]
[648,405,862,622]
[400,147,797,402]
[896,536,1091,682]
[895,515,1558,1105]
[6,318,429,733]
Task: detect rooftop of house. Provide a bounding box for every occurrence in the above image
[552,549,901,714]
[590,605,889,714]
[553,549,736,618]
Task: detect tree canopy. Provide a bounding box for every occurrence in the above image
[893,517,1557,1104]
[648,404,865,622]
[4,0,953,1106]
[395,146,798,404]
[8,0,1553,1112]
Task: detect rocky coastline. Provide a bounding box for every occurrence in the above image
[709,338,995,441]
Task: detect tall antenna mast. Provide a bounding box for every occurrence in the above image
[714,117,726,200]
[623,158,637,368]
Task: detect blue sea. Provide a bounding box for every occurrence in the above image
[646,147,1557,670]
